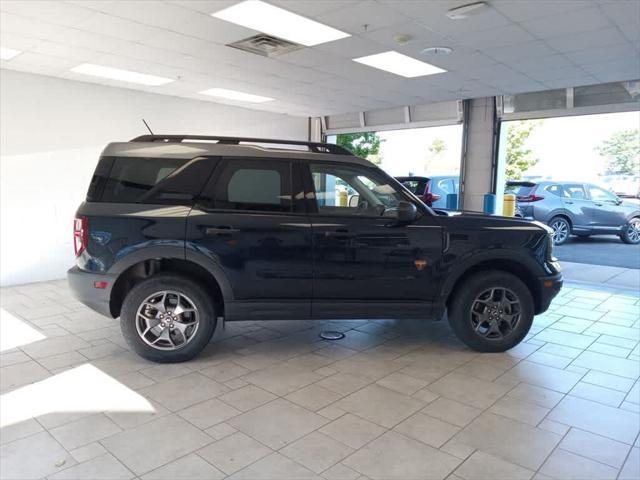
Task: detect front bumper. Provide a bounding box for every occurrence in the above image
[535,272,563,314]
[67,266,117,318]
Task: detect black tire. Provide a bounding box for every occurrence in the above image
[548,216,571,245]
[120,274,217,363]
[620,217,640,245]
[448,271,534,353]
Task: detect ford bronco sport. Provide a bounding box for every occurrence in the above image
[68,135,563,363]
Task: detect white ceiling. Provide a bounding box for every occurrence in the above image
[1,0,638,117]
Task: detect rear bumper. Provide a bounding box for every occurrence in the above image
[67,266,116,318]
[535,272,563,314]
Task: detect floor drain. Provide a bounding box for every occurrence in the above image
[319,331,345,340]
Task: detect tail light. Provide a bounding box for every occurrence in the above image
[423,181,442,205]
[73,216,88,257]
[517,186,544,202]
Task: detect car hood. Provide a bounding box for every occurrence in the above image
[433,209,551,233]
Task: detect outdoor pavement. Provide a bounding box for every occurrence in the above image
[1,279,639,480]
[562,261,640,291]
[555,235,640,269]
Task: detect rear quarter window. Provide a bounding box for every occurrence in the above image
[94,156,214,204]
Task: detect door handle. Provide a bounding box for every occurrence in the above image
[594,203,603,206]
[325,229,353,239]
[205,226,239,236]
[565,201,574,204]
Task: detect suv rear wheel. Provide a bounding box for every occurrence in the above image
[120,274,216,363]
[448,271,534,352]
[620,217,640,244]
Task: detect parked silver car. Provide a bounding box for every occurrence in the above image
[507,181,640,245]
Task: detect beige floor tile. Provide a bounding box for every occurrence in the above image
[569,381,626,407]
[0,360,50,392]
[453,412,561,470]
[316,373,372,396]
[571,350,640,379]
[241,363,322,396]
[489,396,550,426]
[320,413,385,450]
[618,447,639,480]
[286,353,335,371]
[101,414,212,476]
[205,422,237,440]
[582,370,636,393]
[179,397,242,429]
[141,453,225,480]
[525,350,572,369]
[421,397,483,428]
[0,418,43,445]
[228,398,328,449]
[454,450,534,480]
[330,356,402,381]
[285,384,344,411]
[506,382,564,408]
[199,361,251,382]
[342,431,461,480]
[227,452,322,479]
[321,462,361,480]
[317,405,347,420]
[0,431,76,480]
[533,328,596,349]
[334,384,423,428]
[139,363,192,382]
[69,442,108,463]
[453,360,508,381]
[539,449,618,480]
[139,372,229,411]
[198,431,272,475]
[49,453,133,480]
[547,395,640,444]
[496,361,583,393]
[218,384,278,412]
[49,413,121,450]
[440,440,476,460]
[537,419,570,435]
[20,334,91,359]
[394,412,459,448]
[428,373,512,409]
[560,428,631,468]
[105,400,171,431]
[375,372,427,395]
[281,431,354,473]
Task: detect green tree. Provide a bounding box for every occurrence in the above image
[423,137,447,174]
[505,120,541,180]
[336,132,382,159]
[429,137,446,156]
[596,129,640,175]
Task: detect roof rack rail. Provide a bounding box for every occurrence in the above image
[130,134,353,156]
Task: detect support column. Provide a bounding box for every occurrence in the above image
[309,117,323,142]
[459,97,504,213]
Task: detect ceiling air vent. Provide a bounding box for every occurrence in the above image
[227,34,303,57]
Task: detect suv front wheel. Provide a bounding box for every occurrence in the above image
[120,274,217,363]
[448,271,534,352]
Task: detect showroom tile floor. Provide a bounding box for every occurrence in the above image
[0,280,639,480]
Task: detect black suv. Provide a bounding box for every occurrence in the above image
[68,135,562,363]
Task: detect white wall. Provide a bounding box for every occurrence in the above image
[0,70,308,286]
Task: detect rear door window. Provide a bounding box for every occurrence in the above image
[564,184,588,200]
[201,158,294,213]
[98,156,214,204]
[545,184,567,197]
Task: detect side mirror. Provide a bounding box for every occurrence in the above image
[348,194,360,207]
[396,201,417,223]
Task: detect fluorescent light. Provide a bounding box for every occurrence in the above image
[0,47,22,61]
[212,0,350,46]
[199,87,274,103]
[70,63,174,86]
[447,2,488,19]
[353,51,446,78]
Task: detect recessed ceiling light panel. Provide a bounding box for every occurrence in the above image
[212,0,350,46]
[446,2,488,19]
[199,87,274,103]
[0,47,22,61]
[353,51,446,78]
[70,63,174,86]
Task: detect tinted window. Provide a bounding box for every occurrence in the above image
[564,184,587,200]
[588,185,617,202]
[545,184,567,197]
[507,183,537,197]
[401,179,427,195]
[311,163,405,217]
[99,157,213,204]
[208,159,292,212]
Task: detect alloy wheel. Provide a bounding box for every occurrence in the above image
[627,220,640,243]
[135,290,199,350]
[470,287,521,340]
[550,219,569,244]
